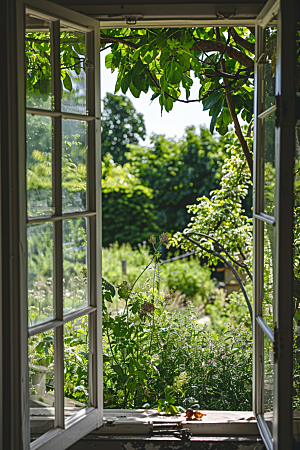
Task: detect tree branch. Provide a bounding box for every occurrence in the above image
[216,28,253,176]
[184,230,253,281]
[100,32,254,69]
[229,28,255,54]
[192,39,254,68]
[182,233,253,322]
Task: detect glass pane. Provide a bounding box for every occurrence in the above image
[264,335,274,435]
[62,120,87,213]
[263,113,276,216]
[26,114,54,217]
[263,222,274,327]
[263,25,277,111]
[64,315,89,420]
[26,12,52,110]
[29,330,55,440]
[60,28,87,114]
[28,223,54,326]
[63,218,88,314]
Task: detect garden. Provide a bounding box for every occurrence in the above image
[26,24,300,414]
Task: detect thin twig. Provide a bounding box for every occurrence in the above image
[182,233,253,322]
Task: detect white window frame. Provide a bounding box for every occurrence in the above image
[0,0,295,448]
[16,0,102,448]
[253,0,297,449]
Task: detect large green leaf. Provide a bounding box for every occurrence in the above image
[210,97,224,134]
[203,90,223,111]
[105,53,113,69]
[63,73,72,92]
[121,71,131,94]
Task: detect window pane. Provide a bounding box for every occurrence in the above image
[263,222,274,327]
[26,114,54,217]
[60,28,87,114]
[263,113,276,216]
[26,13,52,110]
[63,218,88,314]
[264,336,274,436]
[62,119,87,213]
[263,25,277,111]
[64,315,89,420]
[28,223,54,326]
[29,330,55,440]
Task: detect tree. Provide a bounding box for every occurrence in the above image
[101,93,146,164]
[102,27,257,174]
[102,154,158,246]
[126,126,228,233]
[172,131,253,320]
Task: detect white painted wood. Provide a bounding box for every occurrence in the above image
[256,0,280,28]
[30,408,98,450]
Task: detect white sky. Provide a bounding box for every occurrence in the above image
[100,50,212,145]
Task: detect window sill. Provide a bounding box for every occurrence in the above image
[97,409,259,437]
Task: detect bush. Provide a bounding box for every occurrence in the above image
[102,155,158,247]
[103,242,215,302]
[160,256,215,300]
[206,287,253,335]
[101,241,252,412]
[102,285,252,411]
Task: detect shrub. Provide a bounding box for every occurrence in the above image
[103,242,215,302]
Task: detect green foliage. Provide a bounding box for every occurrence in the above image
[207,288,252,336]
[28,218,88,326]
[26,30,86,107]
[103,294,252,411]
[102,241,214,303]
[102,154,158,247]
[101,27,256,133]
[160,256,215,300]
[102,239,252,411]
[126,126,227,234]
[172,130,253,271]
[101,93,146,164]
[28,316,89,405]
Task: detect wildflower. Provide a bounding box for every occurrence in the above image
[140,301,155,316]
[117,280,131,300]
[148,234,156,244]
[159,232,169,245]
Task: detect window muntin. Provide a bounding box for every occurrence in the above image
[24,5,100,448]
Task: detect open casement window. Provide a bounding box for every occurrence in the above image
[17,0,101,448]
[253,0,297,449]
[7,0,297,448]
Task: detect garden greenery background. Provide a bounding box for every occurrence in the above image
[27,24,300,414]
